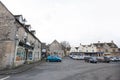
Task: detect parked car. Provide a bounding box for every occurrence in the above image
[97,57,104,62]
[97,56,110,63]
[103,56,110,63]
[46,55,62,62]
[69,54,73,58]
[71,55,80,60]
[110,57,119,62]
[117,57,120,61]
[84,56,91,62]
[79,56,85,60]
[72,55,85,60]
[89,57,98,63]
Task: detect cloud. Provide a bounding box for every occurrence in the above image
[1,0,120,47]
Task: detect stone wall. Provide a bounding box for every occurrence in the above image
[0,2,16,41]
[0,41,15,70]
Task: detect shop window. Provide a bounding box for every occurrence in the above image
[113,49,115,52]
[28,51,33,60]
[16,47,25,61]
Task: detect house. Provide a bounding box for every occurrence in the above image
[70,41,119,57]
[70,43,102,57]
[0,1,42,70]
[70,47,78,52]
[48,40,64,57]
[93,41,119,56]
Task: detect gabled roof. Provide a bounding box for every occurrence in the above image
[49,40,63,48]
[93,42,118,48]
[0,1,42,44]
[14,15,22,17]
[0,1,14,18]
[51,40,60,45]
[93,43,104,48]
[107,43,118,48]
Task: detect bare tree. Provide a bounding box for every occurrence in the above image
[61,41,71,56]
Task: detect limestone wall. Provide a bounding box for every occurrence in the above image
[0,41,15,70]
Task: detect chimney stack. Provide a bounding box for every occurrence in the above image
[31,30,36,35]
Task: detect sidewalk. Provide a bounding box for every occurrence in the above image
[0,60,45,75]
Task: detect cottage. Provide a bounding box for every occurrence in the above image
[48,40,64,57]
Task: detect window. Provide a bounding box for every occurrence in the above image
[28,51,33,60]
[113,49,115,52]
[16,47,25,61]
[105,49,108,52]
[86,50,88,52]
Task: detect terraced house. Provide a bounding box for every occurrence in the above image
[70,41,120,57]
[0,1,41,70]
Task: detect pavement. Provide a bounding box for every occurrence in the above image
[0,60,45,75]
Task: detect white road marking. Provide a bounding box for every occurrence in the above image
[0,76,10,80]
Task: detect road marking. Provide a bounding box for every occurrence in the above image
[0,76,10,80]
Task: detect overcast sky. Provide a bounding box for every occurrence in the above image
[1,0,120,47]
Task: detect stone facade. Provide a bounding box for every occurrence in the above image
[0,1,42,70]
[70,41,120,57]
[0,41,15,69]
[0,2,15,41]
[93,41,119,56]
[48,40,64,57]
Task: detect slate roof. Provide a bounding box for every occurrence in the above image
[93,42,118,48]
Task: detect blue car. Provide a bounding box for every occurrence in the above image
[46,55,62,62]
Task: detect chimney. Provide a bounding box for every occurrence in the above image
[25,25,31,30]
[98,41,100,43]
[111,40,114,43]
[31,30,36,35]
[80,43,81,45]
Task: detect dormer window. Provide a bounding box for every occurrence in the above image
[14,15,27,24]
[112,44,115,48]
[25,25,31,31]
[31,30,36,35]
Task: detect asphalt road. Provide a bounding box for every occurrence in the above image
[0,57,120,80]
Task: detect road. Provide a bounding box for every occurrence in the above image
[0,57,120,80]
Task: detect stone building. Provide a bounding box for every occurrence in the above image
[93,41,119,56]
[48,40,64,57]
[70,41,120,57]
[0,1,41,70]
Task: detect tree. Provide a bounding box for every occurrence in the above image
[61,41,71,56]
